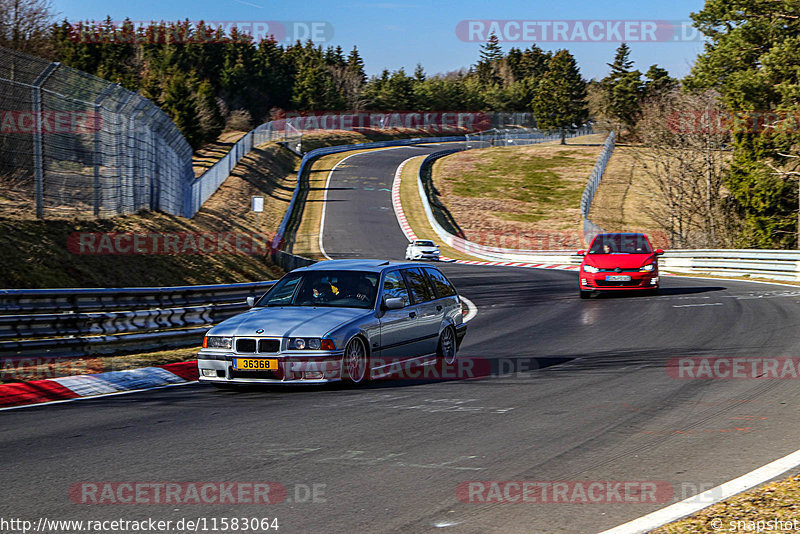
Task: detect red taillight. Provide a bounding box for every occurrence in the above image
[321,339,336,350]
[202,336,208,349]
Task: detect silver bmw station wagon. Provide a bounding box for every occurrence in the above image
[197,259,467,385]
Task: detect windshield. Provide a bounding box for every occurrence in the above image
[415,241,435,247]
[256,270,379,309]
[589,234,652,254]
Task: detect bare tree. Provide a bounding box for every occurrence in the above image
[635,88,739,248]
[329,65,366,112]
[0,0,54,55]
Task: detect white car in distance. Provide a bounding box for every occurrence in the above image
[405,240,440,261]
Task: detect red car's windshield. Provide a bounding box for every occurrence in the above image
[589,234,652,254]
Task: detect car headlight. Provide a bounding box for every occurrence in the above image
[289,338,336,350]
[640,263,655,272]
[583,265,599,273]
[203,336,232,350]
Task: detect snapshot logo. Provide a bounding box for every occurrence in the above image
[67,232,276,255]
[1,111,102,134]
[69,21,333,44]
[667,110,800,135]
[456,20,703,42]
[456,481,674,504]
[272,111,491,133]
[668,357,800,380]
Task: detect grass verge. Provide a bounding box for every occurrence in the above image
[652,472,800,533]
[587,145,670,248]
[283,128,466,258]
[398,155,484,261]
[432,135,602,250]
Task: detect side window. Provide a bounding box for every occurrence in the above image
[402,268,433,303]
[382,271,410,306]
[259,274,301,306]
[424,268,457,298]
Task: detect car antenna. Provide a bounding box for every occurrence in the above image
[378,260,390,265]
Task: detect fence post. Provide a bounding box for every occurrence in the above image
[92,83,118,217]
[30,62,60,219]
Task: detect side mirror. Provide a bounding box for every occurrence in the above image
[246,296,256,307]
[655,249,664,256]
[383,297,405,310]
[576,250,586,256]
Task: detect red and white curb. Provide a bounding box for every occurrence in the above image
[0,361,198,410]
[390,157,578,271]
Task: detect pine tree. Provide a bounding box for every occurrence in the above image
[531,50,588,143]
[161,72,202,148]
[601,43,643,133]
[476,32,503,86]
[346,46,367,85]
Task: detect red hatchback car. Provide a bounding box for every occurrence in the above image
[577,233,664,298]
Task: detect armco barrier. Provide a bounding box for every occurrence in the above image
[0,280,276,358]
[658,250,800,282]
[411,140,800,282]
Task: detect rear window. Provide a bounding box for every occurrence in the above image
[589,234,651,254]
[424,267,457,298]
[402,268,434,303]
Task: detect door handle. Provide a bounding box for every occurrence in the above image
[436,305,442,311]
[408,311,417,318]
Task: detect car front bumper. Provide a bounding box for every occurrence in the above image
[411,252,440,260]
[580,272,659,291]
[197,350,346,385]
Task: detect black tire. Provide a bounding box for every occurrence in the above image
[579,290,591,299]
[437,326,457,365]
[342,337,369,385]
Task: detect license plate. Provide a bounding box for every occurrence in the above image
[233,358,278,371]
[606,275,631,281]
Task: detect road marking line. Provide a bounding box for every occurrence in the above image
[319,152,364,260]
[460,296,477,323]
[319,146,412,259]
[597,448,800,534]
[672,303,723,308]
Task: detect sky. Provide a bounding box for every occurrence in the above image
[50,0,709,81]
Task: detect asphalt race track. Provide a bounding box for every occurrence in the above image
[4,144,800,534]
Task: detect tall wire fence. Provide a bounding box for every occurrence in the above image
[0,46,193,219]
[580,130,616,242]
[184,121,301,217]
[465,126,594,149]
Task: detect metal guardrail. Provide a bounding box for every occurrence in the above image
[415,129,598,262]
[0,280,276,358]
[659,250,800,281]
